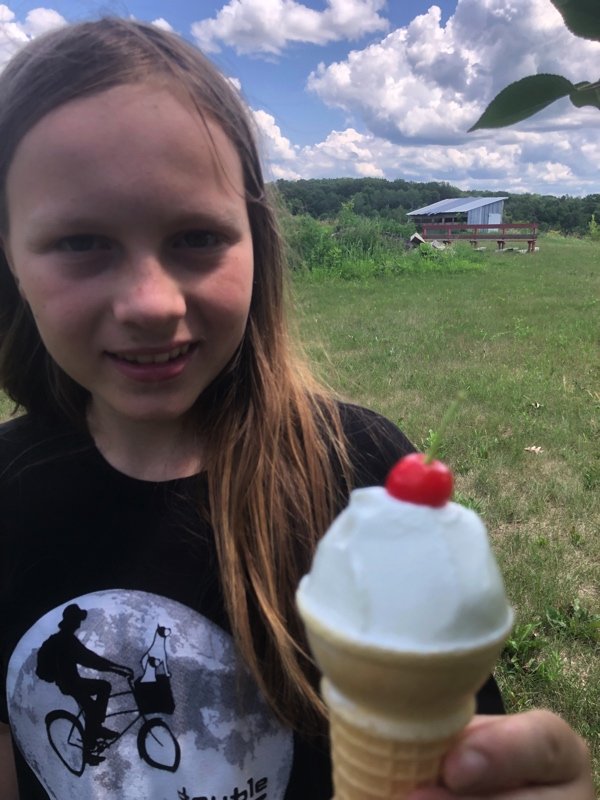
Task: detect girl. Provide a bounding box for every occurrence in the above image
[0,18,593,800]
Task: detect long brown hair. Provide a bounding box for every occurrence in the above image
[0,18,349,731]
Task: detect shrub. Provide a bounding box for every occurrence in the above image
[588,214,600,241]
[281,212,342,271]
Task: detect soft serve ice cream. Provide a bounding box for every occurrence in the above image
[297,484,513,653]
[296,452,514,799]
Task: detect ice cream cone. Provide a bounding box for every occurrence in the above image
[327,692,455,800]
[295,474,514,799]
[299,609,510,799]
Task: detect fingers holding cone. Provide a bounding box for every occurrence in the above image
[408,711,594,799]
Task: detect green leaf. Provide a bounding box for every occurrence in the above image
[469,74,574,131]
[570,80,600,109]
[550,0,600,42]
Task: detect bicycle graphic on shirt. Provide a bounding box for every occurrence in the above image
[45,674,180,776]
[37,604,180,776]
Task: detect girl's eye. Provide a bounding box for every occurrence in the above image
[172,231,222,249]
[56,235,110,252]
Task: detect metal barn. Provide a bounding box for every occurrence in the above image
[407,196,508,226]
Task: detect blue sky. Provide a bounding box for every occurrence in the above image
[2,0,600,196]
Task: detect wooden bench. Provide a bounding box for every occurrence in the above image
[422,223,538,252]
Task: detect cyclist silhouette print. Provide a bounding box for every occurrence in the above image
[35,604,182,775]
[36,604,134,765]
[7,590,293,800]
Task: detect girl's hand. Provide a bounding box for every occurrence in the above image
[409,711,595,799]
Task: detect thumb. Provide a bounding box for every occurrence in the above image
[440,711,592,794]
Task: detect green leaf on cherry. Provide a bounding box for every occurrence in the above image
[386,394,464,508]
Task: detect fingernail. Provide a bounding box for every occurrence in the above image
[446,747,490,791]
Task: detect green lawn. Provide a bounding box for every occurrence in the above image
[293,233,600,785]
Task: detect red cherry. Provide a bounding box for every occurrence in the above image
[385,453,454,507]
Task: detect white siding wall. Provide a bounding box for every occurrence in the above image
[467,200,505,225]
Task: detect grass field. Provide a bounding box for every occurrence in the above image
[293,233,600,785]
[1,232,598,785]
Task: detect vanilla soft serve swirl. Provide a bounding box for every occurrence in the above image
[297,486,513,652]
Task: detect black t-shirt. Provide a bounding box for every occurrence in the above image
[0,404,504,800]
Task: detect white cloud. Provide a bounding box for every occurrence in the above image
[290,128,397,180]
[0,1,597,196]
[21,7,64,36]
[151,17,174,32]
[270,125,600,196]
[253,108,297,160]
[0,5,66,65]
[314,128,375,161]
[191,0,388,55]
[354,161,385,178]
[307,0,600,145]
[269,162,302,180]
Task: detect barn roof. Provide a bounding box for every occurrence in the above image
[407,196,508,216]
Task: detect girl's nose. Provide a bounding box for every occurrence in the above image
[112,254,187,328]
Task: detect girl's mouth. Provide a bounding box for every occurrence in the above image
[115,343,193,365]
[106,343,197,382]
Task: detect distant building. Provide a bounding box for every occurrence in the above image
[407,196,508,226]
[407,196,538,252]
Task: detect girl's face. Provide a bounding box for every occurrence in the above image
[3,83,254,433]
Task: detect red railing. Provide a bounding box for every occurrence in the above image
[421,222,538,251]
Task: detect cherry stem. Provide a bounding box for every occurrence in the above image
[424,392,465,464]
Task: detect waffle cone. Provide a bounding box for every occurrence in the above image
[297,609,511,800]
[328,695,455,799]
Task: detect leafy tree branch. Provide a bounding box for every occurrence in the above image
[469,0,600,131]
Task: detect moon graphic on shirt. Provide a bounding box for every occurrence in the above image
[7,590,293,800]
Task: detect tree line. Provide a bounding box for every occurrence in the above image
[274,178,600,237]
